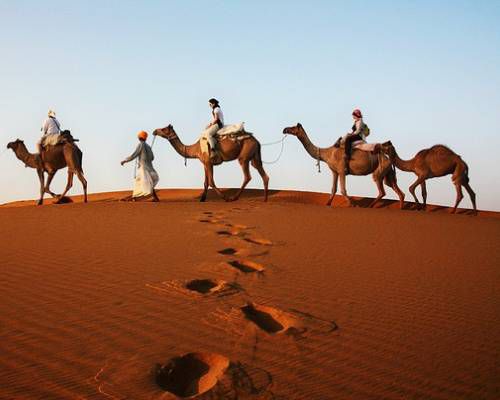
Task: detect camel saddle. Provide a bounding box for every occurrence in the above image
[215,123,252,142]
[42,130,79,149]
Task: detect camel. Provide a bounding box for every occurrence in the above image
[380,141,476,213]
[283,123,405,208]
[7,133,87,205]
[153,124,269,202]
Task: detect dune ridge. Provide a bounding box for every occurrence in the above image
[1,188,495,217]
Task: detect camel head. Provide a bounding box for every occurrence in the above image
[7,139,24,151]
[282,123,305,137]
[153,124,177,141]
[380,141,396,160]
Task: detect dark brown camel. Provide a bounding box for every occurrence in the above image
[381,141,476,213]
[283,123,405,208]
[7,134,87,205]
[153,124,269,202]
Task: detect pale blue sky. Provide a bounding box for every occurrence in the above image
[1,0,499,210]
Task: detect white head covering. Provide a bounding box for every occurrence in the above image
[48,109,56,118]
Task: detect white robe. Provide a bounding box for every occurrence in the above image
[122,142,159,197]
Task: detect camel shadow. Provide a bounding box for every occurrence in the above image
[53,196,73,204]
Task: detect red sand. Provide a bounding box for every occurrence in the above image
[0,189,499,399]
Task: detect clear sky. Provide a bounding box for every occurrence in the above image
[1,0,499,210]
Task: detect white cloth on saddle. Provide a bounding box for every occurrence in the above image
[216,122,245,136]
[352,140,377,152]
[42,133,61,146]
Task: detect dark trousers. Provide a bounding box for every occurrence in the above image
[344,134,362,159]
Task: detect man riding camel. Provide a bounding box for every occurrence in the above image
[343,108,380,173]
[201,98,224,162]
[38,109,61,153]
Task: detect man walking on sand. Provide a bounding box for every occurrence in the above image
[121,130,159,202]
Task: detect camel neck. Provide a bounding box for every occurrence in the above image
[296,132,330,162]
[168,135,200,159]
[14,144,39,168]
[393,150,415,172]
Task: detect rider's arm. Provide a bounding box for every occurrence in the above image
[41,119,48,135]
[210,108,222,127]
[121,143,142,164]
[352,120,363,136]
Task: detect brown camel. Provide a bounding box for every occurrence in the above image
[283,123,405,208]
[7,133,87,205]
[153,124,269,202]
[381,141,476,213]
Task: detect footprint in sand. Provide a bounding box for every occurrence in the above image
[243,237,273,246]
[227,260,265,274]
[216,229,246,237]
[218,247,240,255]
[146,278,241,298]
[241,303,303,335]
[241,303,338,337]
[156,352,275,399]
[211,302,337,340]
[218,247,270,259]
[224,223,250,230]
[185,279,225,294]
[156,352,229,398]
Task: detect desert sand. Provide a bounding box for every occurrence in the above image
[0,189,499,399]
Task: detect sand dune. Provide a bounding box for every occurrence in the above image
[0,189,499,399]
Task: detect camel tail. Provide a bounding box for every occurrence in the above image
[384,165,398,187]
[255,142,263,163]
[454,155,469,185]
[75,147,84,174]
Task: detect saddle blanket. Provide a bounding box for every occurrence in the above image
[352,140,377,152]
[42,133,60,146]
[216,122,245,137]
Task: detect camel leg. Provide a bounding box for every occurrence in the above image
[37,169,45,206]
[463,182,477,213]
[409,176,426,209]
[229,159,252,202]
[384,169,405,209]
[56,171,74,203]
[205,163,227,201]
[326,170,338,206]
[75,170,88,203]
[200,169,209,202]
[44,171,59,198]
[339,173,353,207]
[451,181,464,214]
[251,158,269,202]
[421,181,428,210]
[369,176,386,208]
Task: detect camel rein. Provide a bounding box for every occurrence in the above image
[316,148,321,173]
[261,134,288,165]
[164,132,188,167]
